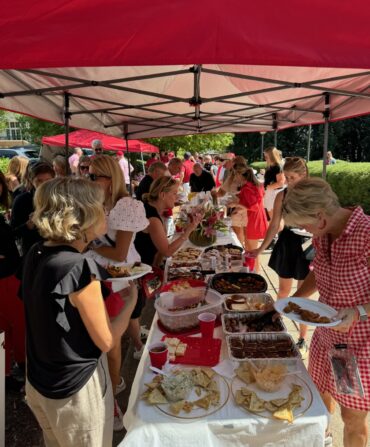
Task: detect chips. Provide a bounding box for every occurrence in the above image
[234,383,304,423]
[141,367,221,416]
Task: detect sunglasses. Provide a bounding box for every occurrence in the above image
[79,165,90,171]
[89,173,111,181]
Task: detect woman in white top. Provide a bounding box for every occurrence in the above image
[86,155,148,430]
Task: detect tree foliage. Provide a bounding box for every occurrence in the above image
[16,115,65,144]
[145,133,234,157]
[229,115,370,163]
[0,110,8,133]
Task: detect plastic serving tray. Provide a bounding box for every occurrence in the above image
[226,332,301,364]
[161,335,222,367]
[210,272,268,294]
[221,312,287,335]
[223,293,274,312]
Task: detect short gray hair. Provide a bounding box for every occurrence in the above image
[91,139,102,149]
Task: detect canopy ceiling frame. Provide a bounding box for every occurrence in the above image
[1,63,370,179]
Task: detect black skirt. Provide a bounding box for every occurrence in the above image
[268,227,310,280]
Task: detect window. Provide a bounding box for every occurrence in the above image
[6,121,22,140]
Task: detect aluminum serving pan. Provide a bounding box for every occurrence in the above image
[223,293,274,312]
[226,332,301,364]
[221,312,287,335]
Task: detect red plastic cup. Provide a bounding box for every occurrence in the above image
[243,255,256,271]
[148,342,168,369]
[198,312,217,339]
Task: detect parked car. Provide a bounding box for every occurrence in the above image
[0,146,40,160]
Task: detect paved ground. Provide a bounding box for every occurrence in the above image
[5,249,369,446]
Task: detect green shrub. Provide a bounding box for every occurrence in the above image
[251,160,370,214]
[0,157,10,173]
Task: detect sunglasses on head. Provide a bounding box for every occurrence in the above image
[79,165,90,171]
[89,173,111,181]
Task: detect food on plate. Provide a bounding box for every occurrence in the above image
[228,336,298,359]
[161,371,194,401]
[163,337,188,361]
[167,261,205,281]
[172,248,202,262]
[106,262,144,278]
[141,367,222,416]
[202,245,243,261]
[225,294,271,312]
[234,383,304,422]
[223,311,284,333]
[235,363,287,392]
[167,280,192,292]
[283,301,331,324]
[106,265,130,277]
[212,274,267,294]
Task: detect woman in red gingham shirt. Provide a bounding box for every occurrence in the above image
[283,178,370,447]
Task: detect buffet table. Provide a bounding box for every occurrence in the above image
[119,230,329,447]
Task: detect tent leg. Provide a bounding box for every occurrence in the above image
[141,152,146,175]
[63,92,71,175]
[307,124,312,161]
[124,124,132,195]
[322,94,330,180]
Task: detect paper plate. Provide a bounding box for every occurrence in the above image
[105,263,152,283]
[274,297,341,327]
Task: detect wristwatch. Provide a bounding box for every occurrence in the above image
[356,305,368,322]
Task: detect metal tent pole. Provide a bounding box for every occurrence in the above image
[260,132,266,160]
[322,94,330,180]
[63,92,71,175]
[141,152,146,175]
[307,124,312,161]
[123,123,132,195]
[273,113,278,147]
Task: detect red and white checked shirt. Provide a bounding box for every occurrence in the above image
[308,207,370,410]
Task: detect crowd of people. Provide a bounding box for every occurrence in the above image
[0,142,368,447]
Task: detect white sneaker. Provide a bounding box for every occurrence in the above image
[115,376,126,396]
[140,325,149,340]
[133,345,145,360]
[113,400,124,431]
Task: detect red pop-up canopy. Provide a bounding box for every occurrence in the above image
[41,130,159,153]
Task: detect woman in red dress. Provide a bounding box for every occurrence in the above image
[283,177,370,447]
[229,167,267,272]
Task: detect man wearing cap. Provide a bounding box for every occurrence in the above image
[116,151,134,191]
[180,152,194,195]
[91,139,103,156]
[135,161,167,201]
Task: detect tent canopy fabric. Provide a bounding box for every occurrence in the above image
[0,1,370,138]
[41,130,159,153]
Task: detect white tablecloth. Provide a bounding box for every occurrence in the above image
[119,233,329,447]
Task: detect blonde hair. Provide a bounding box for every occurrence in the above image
[90,155,128,207]
[33,177,105,242]
[142,176,178,203]
[6,156,29,182]
[283,157,309,178]
[283,177,340,227]
[264,146,282,166]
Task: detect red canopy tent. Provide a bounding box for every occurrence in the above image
[41,130,159,153]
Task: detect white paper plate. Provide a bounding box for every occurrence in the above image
[290,228,313,237]
[105,263,152,283]
[274,297,341,327]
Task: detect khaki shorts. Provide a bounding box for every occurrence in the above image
[26,355,114,447]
